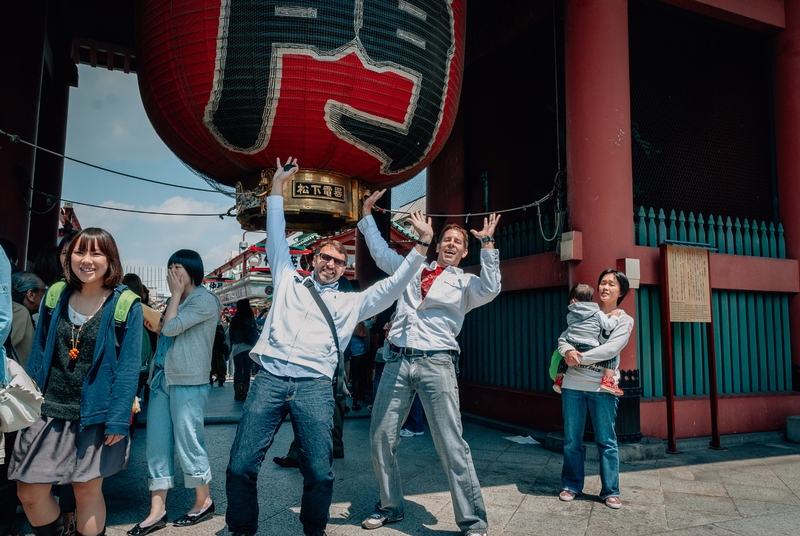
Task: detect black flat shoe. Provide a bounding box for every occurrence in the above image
[128,513,167,535]
[173,501,214,527]
[272,455,300,468]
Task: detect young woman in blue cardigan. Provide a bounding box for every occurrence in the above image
[10,228,142,536]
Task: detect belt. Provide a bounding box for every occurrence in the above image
[389,344,458,357]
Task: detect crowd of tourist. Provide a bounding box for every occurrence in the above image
[0,157,632,536]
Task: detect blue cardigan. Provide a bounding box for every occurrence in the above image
[26,284,143,436]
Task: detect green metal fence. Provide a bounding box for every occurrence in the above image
[635,205,792,398]
[635,206,786,257]
[460,287,567,391]
[637,286,792,397]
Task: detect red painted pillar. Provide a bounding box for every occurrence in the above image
[30,58,74,263]
[355,191,390,286]
[773,0,800,380]
[564,0,637,369]
[427,106,465,262]
[0,1,47,268]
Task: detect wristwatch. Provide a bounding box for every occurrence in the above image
[481,236,495,244]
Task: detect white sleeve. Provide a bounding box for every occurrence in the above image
[357,215,405,275]
[464,248,501,312]
[265,196,297,289]
[356,249,425,320]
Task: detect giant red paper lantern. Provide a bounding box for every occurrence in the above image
[137,0,465,231]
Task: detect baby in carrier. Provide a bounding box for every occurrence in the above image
[553,283,623,396]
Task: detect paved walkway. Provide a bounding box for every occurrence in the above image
[10,382,800,535]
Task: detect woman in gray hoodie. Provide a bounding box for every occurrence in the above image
[129,250,222,535]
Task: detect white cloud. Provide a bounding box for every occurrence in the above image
[67,195,243,271]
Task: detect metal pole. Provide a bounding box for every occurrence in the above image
[660,243,679,454]
[706,319,724,449]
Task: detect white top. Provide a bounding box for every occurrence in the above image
[357,214,501,352]
[251,196,426,379]
[68,305,91,326]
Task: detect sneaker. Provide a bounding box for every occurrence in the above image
[362,513,402,530]
[400,429,424,438]
[553,375,563,394]
[605,496,622,509]
[464,531,488,536]
[559,489,577,502]
[599,376,624,396]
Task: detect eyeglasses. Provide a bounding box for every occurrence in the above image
[317,252,346,268]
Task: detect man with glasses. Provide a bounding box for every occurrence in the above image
[358,190,501,536]
[9,271,46,365]
[225,157,434,536]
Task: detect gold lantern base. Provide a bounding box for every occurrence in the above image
[235,168,369,233]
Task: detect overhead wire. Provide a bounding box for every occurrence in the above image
[3,127,563,225]
[0,127,233,195]
[61,198,233,218]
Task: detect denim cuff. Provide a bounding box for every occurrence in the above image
[148,475,174,491]
[184,467,212,488]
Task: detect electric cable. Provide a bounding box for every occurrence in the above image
[0,127,233,195]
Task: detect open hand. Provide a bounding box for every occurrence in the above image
[407,210,434,245]
[470,213,501,241]
[362,189,386,216]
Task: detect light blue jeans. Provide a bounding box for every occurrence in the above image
[145,371,211,490]
[370,351,487,533]
[561,388,620,499]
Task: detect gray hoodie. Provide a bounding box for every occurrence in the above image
[564,301,620,349]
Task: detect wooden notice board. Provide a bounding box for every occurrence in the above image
[665,245,712,323]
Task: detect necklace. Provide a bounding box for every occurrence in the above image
[68,291,108,362]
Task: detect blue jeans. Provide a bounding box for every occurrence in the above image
[370,351,487,533]
[225,371,334,536]
[561,388,620,499]
[232,351,251,387]
[401,395,424,433]
[146,372,211,490]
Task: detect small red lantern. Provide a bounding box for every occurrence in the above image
[137,0,465,231]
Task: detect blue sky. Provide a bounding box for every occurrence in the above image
[62,65,425,271]
[63,65,243,270]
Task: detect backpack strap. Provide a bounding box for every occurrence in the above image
[44,281,67,310]
[115,289,139,325]
[114,289,140,349]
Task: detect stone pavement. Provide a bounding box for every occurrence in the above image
[9,382,800,535]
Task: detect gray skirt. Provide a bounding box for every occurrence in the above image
[8,416,130,484]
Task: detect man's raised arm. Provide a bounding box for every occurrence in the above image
[357,210,433,320]
[265,156,299,289]
[357,189,405,275]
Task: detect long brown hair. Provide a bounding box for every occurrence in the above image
[64,228,123,291]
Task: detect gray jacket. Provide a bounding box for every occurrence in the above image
[162,285,223,386]
[564,301,620,349]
